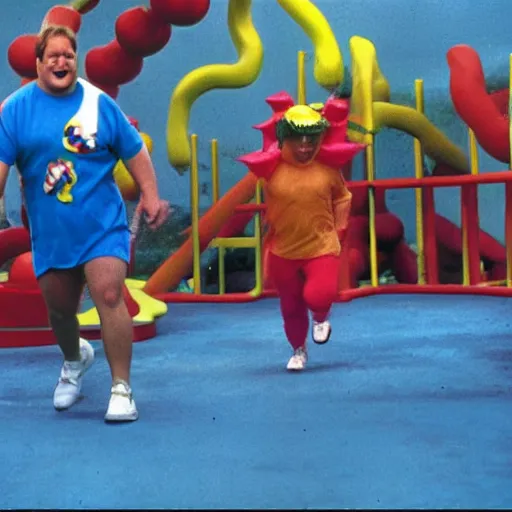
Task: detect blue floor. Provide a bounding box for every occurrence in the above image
[1,294,512,509]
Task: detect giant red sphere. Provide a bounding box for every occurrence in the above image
[85,40,144,86]
[149,0,210,26]
[42,5,82,33]
[8,252,38,289]
[115,6,172,57]
[20,77,36,87]
[7,34,38,78]
[89,80,120,100]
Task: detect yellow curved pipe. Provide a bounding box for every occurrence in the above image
[277,0,342,90]
[373,102,469,172]
[348,35,468,172]
[167,0,263,174]
[348,35,390,143]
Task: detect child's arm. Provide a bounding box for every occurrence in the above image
[332,172,352,232]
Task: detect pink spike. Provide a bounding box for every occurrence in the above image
[322,119,348,145]
[265,91,295,114]
[322,98,350,123]
[253,117,279,150]
[316,142,365,168]
[237,149,281,180]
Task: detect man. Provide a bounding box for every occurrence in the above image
[0,25,170,422]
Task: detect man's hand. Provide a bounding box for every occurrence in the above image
[136,195,171,231]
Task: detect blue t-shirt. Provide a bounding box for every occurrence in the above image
[0,79,143,277]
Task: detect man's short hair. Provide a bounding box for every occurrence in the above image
[35,25,77,61]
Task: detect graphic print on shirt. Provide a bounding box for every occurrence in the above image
[43,158,77,203]
[62,78,101,155]
[63,122,97,154]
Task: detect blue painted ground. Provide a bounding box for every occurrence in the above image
[1,294,512,509]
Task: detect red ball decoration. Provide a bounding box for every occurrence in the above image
[149,0,210,26]
[7,34,38,78]
[89,80,121,99]
[85,40,144,86]
[115,6,172,57]
[127,116,139,130]
[8,252,38,289]
[42,5,82,34]
[20,77,36,87]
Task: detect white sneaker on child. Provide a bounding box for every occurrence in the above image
[287,346,308,371]
[104,380,139,422]
[312,320,332,344]
[53,337,95,410]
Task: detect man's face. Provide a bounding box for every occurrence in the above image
[286,133,322,164]
[36,35,77,95]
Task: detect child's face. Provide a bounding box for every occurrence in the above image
[286,133,322,163]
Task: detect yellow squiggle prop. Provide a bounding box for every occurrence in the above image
[348,35,468,172]
[277,0,343,90]
[167,0,263,174]
[348,35,390,143]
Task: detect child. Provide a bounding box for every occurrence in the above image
[240,101,362,371]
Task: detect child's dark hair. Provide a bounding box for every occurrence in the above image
[275,105,330,148]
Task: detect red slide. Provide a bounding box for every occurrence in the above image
[447,44,510,163]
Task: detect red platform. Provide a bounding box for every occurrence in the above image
[0,282,157,349]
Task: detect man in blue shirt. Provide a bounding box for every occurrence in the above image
[0,25,170,422]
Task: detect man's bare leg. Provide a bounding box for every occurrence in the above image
[38,267,85,360]
[84,256,138,421]
[38,266,95,410]
[84,256,132,384]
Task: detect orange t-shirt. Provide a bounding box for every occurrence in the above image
[263,158,352,260]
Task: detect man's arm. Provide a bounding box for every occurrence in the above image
[0,162,9,199]
[123,144,159,200]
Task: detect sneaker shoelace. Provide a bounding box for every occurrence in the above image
[111,382,132,399]
[59,361,83,386]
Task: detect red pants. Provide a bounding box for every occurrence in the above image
[267,252,340,349]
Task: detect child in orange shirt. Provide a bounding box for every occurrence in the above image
[240,100,363,371]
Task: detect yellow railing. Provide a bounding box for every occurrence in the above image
[186,50,310,297]
[189,134,263,297]
[188,49,512,295]
[413,79,426,285]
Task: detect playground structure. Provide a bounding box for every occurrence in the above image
[1,0,512,348]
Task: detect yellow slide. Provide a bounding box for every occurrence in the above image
[348,35,469,173]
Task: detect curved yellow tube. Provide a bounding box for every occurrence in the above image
[373,102,469,172]
[348,35,390,143]
[277,0,342,90]
[348,35,468,172]
[167,0,263,174]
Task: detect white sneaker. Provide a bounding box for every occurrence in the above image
[312,320,332,344]
[104,380,139,422]
[53,338,95,410]
[287,346,308,371]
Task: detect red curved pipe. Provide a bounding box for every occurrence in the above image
[447,44,510,163]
